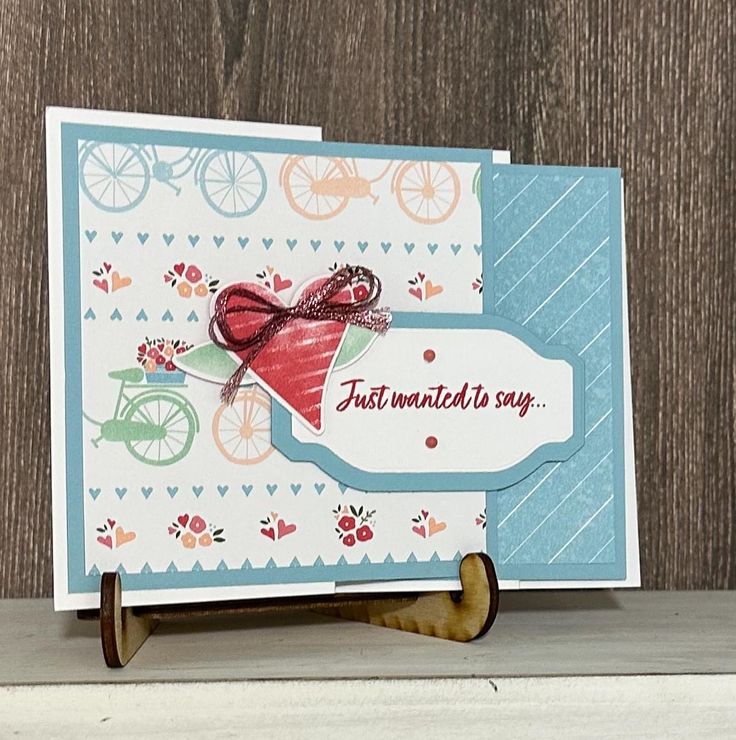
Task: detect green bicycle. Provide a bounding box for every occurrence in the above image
[83,368,200,466]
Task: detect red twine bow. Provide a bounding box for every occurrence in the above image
[209,265,392,405]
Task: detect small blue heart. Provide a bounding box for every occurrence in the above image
[111,231,123,244]
[357,241,368,253]
[89,487,101,500]
[310,239,321,252]
[238,236,249,249]
[314,482,326,495]
[427,242,439,255]
[334,240,345,252]
[242,484,253,496]
[287,238,298,251]
[450,243,462,255]
[137,232,149,245]
[167,486,179,498]
[187,310,198,322]
[217,484,229,497]
[290,483,302,495]
[266,483,278,496]
[162,309,174,322]
[115,487,127,499]
[213,235,224,248]
[381,241,392,254]
[337,482,348,494]
[474,243,482,255]
[262,237,273,249]
[85,229,97,243]
[163,233,175,246]
[192,485,204,497]
[84,308,96,320]
[141,486,153,499]
[136,309,148,322]
[188,234,200,247]
[404,242,415,254]
[141,562,153,574]
[110,308,122,321]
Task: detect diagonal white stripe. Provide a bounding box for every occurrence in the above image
[493,175,539,220]
[585,363,612,391]
[502,451,613,563]
[498,463,561,527]
[496,192,608,305]
[547,277,610,341]
[523,237,609,325]
[499,409,612,527]
[586,408,612,436]
[549,496,613,563]
[588,535,615,563]
[494,177,584,266]
[580,323,610,355]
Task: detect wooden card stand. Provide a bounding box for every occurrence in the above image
[79,552,499,668]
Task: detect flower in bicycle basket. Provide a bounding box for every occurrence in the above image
[136,337,192,373]
[164,262,219,298]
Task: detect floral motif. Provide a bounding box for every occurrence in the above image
[472,275,483,294]
[164,262,219,298]
[475,510,487,529]
[136,337,192,375]
[168,513,225,548]
[333,504,375,547]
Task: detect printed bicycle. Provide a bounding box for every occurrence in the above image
[211,386,274,465]
[279,156,461,224]
[82,367,200,467]
[78,142,267,217]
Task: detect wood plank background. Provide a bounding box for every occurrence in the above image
[0,0,733,596]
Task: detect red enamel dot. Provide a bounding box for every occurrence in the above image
[423,349,436,363]
[425,436,438,449]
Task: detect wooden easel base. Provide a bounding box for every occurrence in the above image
[81,553,499,667]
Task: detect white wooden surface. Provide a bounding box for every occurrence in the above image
[1,592,735,737]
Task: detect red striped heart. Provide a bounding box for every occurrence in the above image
[218,277,350,431]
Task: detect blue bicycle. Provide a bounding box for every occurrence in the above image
[78,142,267,217]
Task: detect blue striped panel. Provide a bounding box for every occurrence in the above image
[487,166,626,580]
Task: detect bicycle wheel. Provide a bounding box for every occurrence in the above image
[472,166,481,203]
[282,156,350,220]
[199,150,267,217]
[394,161,461,224]
[212,388,274,465]
[123,392,197,466]
[79,142,150,212]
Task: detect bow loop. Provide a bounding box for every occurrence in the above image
[209,266,391,405]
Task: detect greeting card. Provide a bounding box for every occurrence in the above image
[46,108,637,610]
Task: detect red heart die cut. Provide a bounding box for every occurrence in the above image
[277,519,297,539]
[219,278,351,431]
[177,514,189,527]
[260,527,275,541]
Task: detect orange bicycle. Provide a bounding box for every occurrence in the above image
[280,156,461,224]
